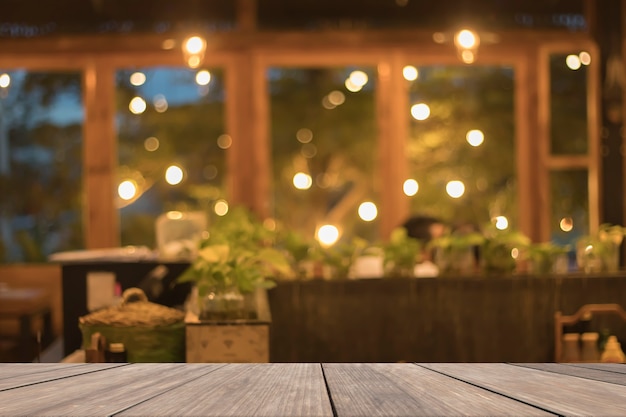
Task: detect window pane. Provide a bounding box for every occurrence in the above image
[116,67,227,248]
[0,70,84,262]
[550,52,589,155]
[407,65,516,230]
[269,67,378,244]
[550,169,588,245]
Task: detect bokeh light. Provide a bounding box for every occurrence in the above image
[358,202,378,222]
[165,165,184,185]
[446,180,465,198]
[317,224,340,247]
[403,179,419,196]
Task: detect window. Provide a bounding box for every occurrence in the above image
[0,70,84,262]
[406,65,516,231]
[268,66,379,244]
[116,66,227,247]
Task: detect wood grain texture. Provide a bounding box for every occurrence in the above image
[0,363,223,416]
[323,363,552,416]
[568,362,626,374]
[0,363,125,391]
[116,363,333,416]
[513,362,626,386]
[421,363,626,416]
[0,363,85,380]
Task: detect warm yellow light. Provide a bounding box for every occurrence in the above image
[144,137,160,152]
[153,94,168,113]
[217,134,232,149]
[328,90,346,106]
[579,51,591,66]
[321,96,336,110]
[214,199,229,216]
[296,128,313,143]
[402,66,418,81]
[301,144,317,158]
[345,78,362,93]
[195,70,211,86]
[182,35,206,69]
[166,211,183,220]
[494,216,509,230]
[162,39,176,50]
[130,72,146,86]
[0,73,10,88]
[293,172,313,190]
[466,129,485,147]
[317,224,340,247]
[446,180,465,198]
[566,54,582,70]
[560,217,574,232]
[455,29,478,49]
[403,179,419,196]
[358,202,378,222]
[118,180,137,200]
[165,165,184,185]
[129,97,147,114]
[410,103,430,121]
[349,70,368,88]
[184,36,206,54]
[460,50,476,64]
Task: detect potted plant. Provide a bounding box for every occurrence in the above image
[577,223,626,273]
[428,230,485,276]
[315,237,373,280]
[480,225,531,275]
[527,242,570,275]
[382,227,422,277]
[177,207,293,320]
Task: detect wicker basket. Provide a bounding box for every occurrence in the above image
[79,288,186,362]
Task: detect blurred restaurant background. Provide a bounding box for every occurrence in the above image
[1,0,626,364]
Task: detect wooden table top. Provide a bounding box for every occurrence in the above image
[0,362,625,416]
[0,288,50,316]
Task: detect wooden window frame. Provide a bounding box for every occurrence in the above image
[0,27,600,252]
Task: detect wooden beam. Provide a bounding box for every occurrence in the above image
[83,60,118,248]
[236,0,257,32]
[377,52,409,239]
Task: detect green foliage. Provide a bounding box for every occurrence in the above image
[481,224,531,274]
[428,230,484,275]
[576,223,626,273]
[527,241,570,274]
[313,237,372,279]
[382,228,421,277]
[177,207,293,297]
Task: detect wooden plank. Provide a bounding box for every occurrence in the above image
[0,363,223,416]
[322,363,553,416]
[513,363,626,386]
[116,363,333,416]
[0,364,126,391]
[421,363,626,416]
[0,363,85,380]
[567,362,626,374]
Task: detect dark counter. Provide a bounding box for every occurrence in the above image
[60,262,626,362]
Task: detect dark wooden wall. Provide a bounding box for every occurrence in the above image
[268,275,626,362]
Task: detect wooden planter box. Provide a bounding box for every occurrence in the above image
[185,288,271,363]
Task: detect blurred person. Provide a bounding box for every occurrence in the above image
[401,215,448,276]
